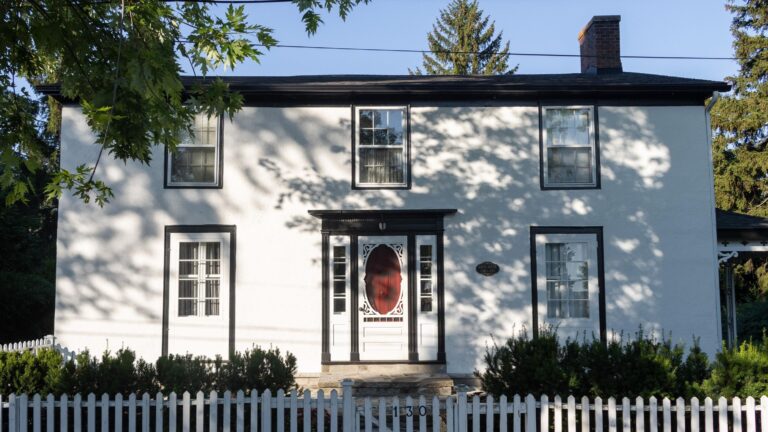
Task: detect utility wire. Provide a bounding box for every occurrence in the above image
[246,43,738,61]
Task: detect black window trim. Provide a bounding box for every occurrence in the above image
[529,226,606,343]
[164,114,225,189]
[351,105,412,190]
[162,225,237,358]
[538,104,602,191]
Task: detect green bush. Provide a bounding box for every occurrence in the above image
[700,336,768,397]
[57,349,158,396]
[0,348,62,395]
[155,354,217,394]
[736,301,768,344]
[478,328,709,398]
[218,347,297,392]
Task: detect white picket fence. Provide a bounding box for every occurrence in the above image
[2,383,767,432]
[0,336,77,363]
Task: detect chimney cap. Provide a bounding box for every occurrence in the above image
[578,15,621,42]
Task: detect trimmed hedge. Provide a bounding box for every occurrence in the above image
[478,328,709,398]
[0,346,296,395]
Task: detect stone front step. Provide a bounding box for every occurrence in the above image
[319,374,454,398]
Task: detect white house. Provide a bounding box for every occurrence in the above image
[44,16,731,391]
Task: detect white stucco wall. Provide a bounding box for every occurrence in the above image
[55,103,720,376]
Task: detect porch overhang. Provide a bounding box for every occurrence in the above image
[716,209,768,348]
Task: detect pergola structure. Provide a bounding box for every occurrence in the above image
[716,209,768,347]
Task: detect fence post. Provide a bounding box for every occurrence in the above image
[342,380,354,432]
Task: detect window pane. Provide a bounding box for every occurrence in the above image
[385,110,404,145]
[360,129,373,145]
[359,110,374,128]
[546,109,590,147]
[178,299,197,317]
[420,262,432,274]
[178,279,197,298]
[180,243,198,260]
[179,261,198,276]
[565,262,588,279]
[333,246,346,260]
[334,298,346,313]
[420,298,433,312]
[205,242,220,259]
[333,280,346,295]
[171,147,216,183]
[548,147,592,184]
[205,279,220,298]
[547,300,564,318]
[420,245,432,259]
[333,263,346,277]
[359,148,404,184]
[205,299,220,316]
[547,281,564,300]
[420,280,432,295]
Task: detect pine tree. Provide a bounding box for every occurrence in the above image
[413,0,516,75]
[712,0,768,216]
[712,0,768,304]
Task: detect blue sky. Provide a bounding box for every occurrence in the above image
[210,0,738,82]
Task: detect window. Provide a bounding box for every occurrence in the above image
[541,106,598,188]
[166,113,222,187]
[354,107,409,188]
[544,242,589,318]
[531,227,604,340]
[419,244,434,312]
[164,226,235,358]
[332,245,347,313]
[177,241,221,317]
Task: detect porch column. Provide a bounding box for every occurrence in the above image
[718,251,739,348]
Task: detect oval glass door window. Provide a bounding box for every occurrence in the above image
[364,245,402,314]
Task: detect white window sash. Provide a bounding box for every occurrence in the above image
[535,233,599,328]
[329,236,351,361]
[169,233,230,324]
[541,106,597,188]
[167,114,221,187]
[354,106,408,187]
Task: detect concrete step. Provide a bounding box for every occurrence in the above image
[319,374,454,398]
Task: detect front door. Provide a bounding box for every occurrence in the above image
[358,236,409,361]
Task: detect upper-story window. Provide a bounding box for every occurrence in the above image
[166,113,222,188]
[541,106,599,189]
[354,106,410,189]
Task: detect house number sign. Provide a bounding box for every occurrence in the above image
[393,405,429,417]
[476,261,500,277]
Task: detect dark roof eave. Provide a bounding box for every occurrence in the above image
[34,74,731,104]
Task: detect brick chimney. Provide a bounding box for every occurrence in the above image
[578,15,622,74]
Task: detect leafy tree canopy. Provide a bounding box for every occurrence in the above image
[712,0,768,217]
[412,0,516,75]
[0,0,368,206]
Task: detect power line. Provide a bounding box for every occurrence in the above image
[244,43,738,61]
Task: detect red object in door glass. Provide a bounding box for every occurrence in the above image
[364,245,402,314]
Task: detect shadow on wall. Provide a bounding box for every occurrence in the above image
[231,106,683,352]
[57,103,704,364]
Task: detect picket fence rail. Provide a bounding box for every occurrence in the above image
[0,335,77,363]
[2,382,767,432]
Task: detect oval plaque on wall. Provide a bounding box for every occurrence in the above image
[476,261,500,277]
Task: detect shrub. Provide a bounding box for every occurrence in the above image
[478,328,709,398]
[155,354,216,394]
[57,349,158,396]
[218,347,297,392]
[700,336,768,397]
[736,301,768,344]
[0,348,61,395]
